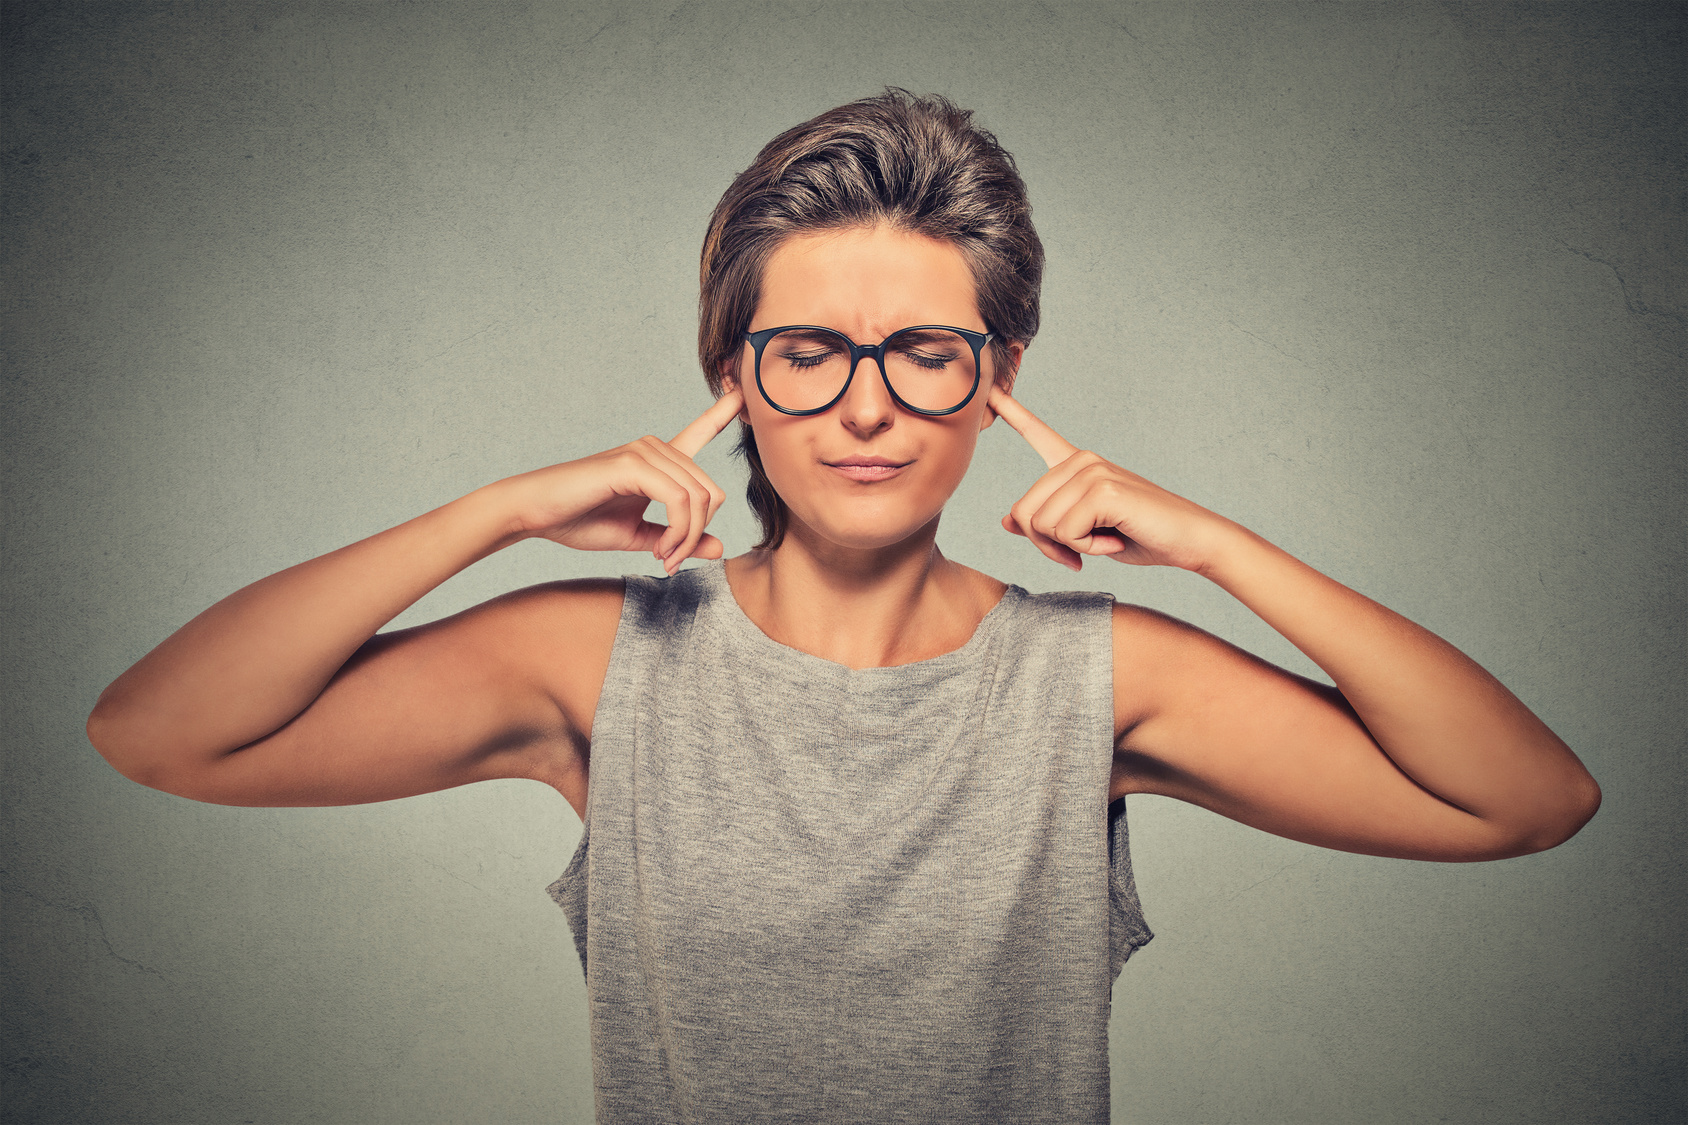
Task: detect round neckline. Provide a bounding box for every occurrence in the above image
[681,558,1024,678]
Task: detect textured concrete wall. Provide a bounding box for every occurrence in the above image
[3,2,1683,1122]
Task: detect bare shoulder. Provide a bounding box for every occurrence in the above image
[1110,601,1206,742]
[393,575,624,816]
[1108,600,1306,798]
[465,576,625,742]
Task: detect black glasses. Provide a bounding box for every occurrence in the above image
[743,325,995,416]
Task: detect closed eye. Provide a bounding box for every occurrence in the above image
[774,342,844,367]
[780,350,836,369]
[770,330,847,370]
[891,343,961,370]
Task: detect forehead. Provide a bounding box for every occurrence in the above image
[754,225,983,336]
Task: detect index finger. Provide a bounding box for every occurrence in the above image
[670,386,745,458]
[988,384,1079,469]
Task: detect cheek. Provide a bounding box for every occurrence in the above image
[929,427,982,490]
[743,409,811,486]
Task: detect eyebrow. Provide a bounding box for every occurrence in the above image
[764,326,975,345]
[772,329,847,346]
[889,329,962,347]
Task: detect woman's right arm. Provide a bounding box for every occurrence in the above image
[86,391,743,815]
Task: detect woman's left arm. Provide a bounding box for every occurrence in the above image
[990,388,1601,862]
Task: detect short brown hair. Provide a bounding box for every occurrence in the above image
[698,88,1044,549]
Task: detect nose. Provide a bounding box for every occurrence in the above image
[837,353,895,438]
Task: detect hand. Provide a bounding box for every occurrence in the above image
[989,385,1232,574]
[507,388,744,575]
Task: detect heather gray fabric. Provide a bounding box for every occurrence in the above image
[547,560,1151,1123]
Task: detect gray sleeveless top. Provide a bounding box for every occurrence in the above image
[547,560,1151,1123]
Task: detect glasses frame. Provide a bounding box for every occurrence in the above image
[742,324,996,417]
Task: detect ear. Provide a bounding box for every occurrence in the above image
[719,358,752,424]
[979,340,1026,432]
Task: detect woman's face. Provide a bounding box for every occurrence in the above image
[729,224,1022,553]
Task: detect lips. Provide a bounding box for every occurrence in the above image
[823,455,913,482]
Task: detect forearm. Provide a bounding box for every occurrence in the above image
[88,479,528,778]
[1201,523,1600,848]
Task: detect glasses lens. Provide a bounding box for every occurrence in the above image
[883,329,979,413]
[758,329,853,412]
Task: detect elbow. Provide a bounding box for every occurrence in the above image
[1547,770,1603,848]
[1497,771,1602,859]
[86,700,137,778]
[86,701,191,796]
[88,701,254,805]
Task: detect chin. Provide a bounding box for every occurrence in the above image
[789,502,945,553]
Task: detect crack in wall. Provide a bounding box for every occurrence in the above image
[1227,319,1315,370]
[1217,854,1316,906]
[2,874,171,981]
[1557,240,1687,327]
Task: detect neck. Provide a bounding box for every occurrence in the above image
[724,515,1005,670]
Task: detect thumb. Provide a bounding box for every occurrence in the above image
[627,520,670,554]
[688,533,726,560]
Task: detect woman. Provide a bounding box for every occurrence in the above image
[86,91,1600,1122]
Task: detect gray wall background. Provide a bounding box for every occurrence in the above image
[3,2,1683,1122]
